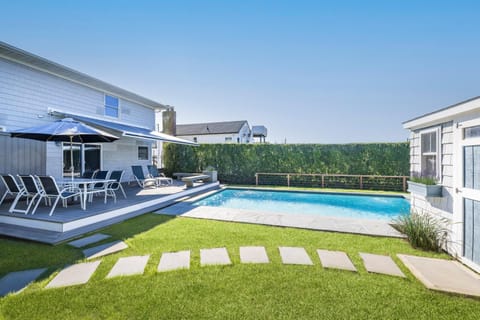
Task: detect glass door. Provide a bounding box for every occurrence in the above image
[63,143,101,177]
[460,120,480,266]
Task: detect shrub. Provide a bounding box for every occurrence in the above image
[409,177,437,185]
[393,212,448,252]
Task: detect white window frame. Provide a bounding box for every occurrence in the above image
[419,127,441,180]
[104,94,120,118]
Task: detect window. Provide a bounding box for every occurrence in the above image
[105,95,119,118]
[420,129,439,179]
[138,146,149,160]
[193,137,198,143]
[464,145,480,190]
[62,143,101,177]
[225,137,232,142]
[465,125,480,139]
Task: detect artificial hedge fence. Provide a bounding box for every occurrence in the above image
[163,143,409,185]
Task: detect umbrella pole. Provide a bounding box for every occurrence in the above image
[70,136,74,184]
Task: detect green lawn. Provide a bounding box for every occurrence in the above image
[0,214,479,319]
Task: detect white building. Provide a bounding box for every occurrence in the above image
[176,120,253,144]
[403,96,480,272]
[0,41,193,183]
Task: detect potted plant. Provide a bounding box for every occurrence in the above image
[202,166,217,182]
[407,176,442,197]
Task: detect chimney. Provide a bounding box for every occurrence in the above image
[162,107,176,135]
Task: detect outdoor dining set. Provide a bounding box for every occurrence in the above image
[0,170,126,216]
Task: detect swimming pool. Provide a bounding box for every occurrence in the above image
[194,189,410,221]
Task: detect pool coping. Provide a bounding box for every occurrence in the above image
[157,187,406,238]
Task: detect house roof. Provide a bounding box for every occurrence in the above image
[176,120,249,135]
[403,96,480,130]
[0,41,167,110]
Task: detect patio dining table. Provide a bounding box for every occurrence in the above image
[58,178,115,210]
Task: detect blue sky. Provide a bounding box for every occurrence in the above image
[1,0,480,143]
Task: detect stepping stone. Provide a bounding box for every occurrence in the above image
[360,253,405,277]
[200,248,231,266]
[0,268,47,297]
[107,255,150,278]
[158,251,191,272]
[398,254,480,297]
[317,249,357,272]
[279,247,313,265]
[68,234,111,248]
[46,261,101,289]
[83,240,128,260]
[240,246,270,264]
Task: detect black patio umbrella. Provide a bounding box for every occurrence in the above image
[11,118,119,181]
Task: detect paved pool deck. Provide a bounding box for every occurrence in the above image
[156,202,405,238]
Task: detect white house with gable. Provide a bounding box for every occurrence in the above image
[0,41,194,184]
[403,96,480,272]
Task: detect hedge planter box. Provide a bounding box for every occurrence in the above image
[407,181,442,197]
[202,170,218,182]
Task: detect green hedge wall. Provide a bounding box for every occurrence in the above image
[163,143,410,185]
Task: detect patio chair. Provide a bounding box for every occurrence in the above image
[105,170,127,203]
[9,175,42,214]
[82,169,99,179]
[131,166,156,188]
[35,176,83,216]
[0,174,24,206]
[147,165,173,186]
[87,170,109,202]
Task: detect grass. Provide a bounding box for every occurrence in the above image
[0,214,479,319]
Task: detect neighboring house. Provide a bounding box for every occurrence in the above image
[0,41,193,184]
[176,120,253,143]
[403,96,480,272]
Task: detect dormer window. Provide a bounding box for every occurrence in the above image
[105,95,119,118]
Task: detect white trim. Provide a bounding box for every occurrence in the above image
[403,97,480,130]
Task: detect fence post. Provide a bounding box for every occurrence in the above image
[255,173,258,186]
[321,175,325,188]
[403,176,407,192]
[287,174,290,187]
[359,176,363,189]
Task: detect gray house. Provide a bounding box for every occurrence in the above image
[176,120,253,144]
[0,41,193,184]
[403,96,480,272]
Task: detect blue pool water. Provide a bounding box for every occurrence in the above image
[194,189,410,220]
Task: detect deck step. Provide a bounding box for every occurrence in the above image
[83,240,128,260]
[0,268,47,296]
[68,233,111,248]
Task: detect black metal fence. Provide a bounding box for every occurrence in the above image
[255,173,408,192]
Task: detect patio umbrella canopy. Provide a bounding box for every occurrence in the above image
[10,118,119,179]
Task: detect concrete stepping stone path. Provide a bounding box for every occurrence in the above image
[0,268,47,296]
[158,251,191,272]
[83,240,128,260]
[317,250,357,272]
[68,234,111,248]
[107,255,150,278]
[240,246,270,264]
[279,247,313,265]
[200,248,231,266]
[46,261,101,289]
[360,253,405,278]
[398,254,480,297]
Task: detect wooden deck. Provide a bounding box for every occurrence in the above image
[0,181,220,244]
